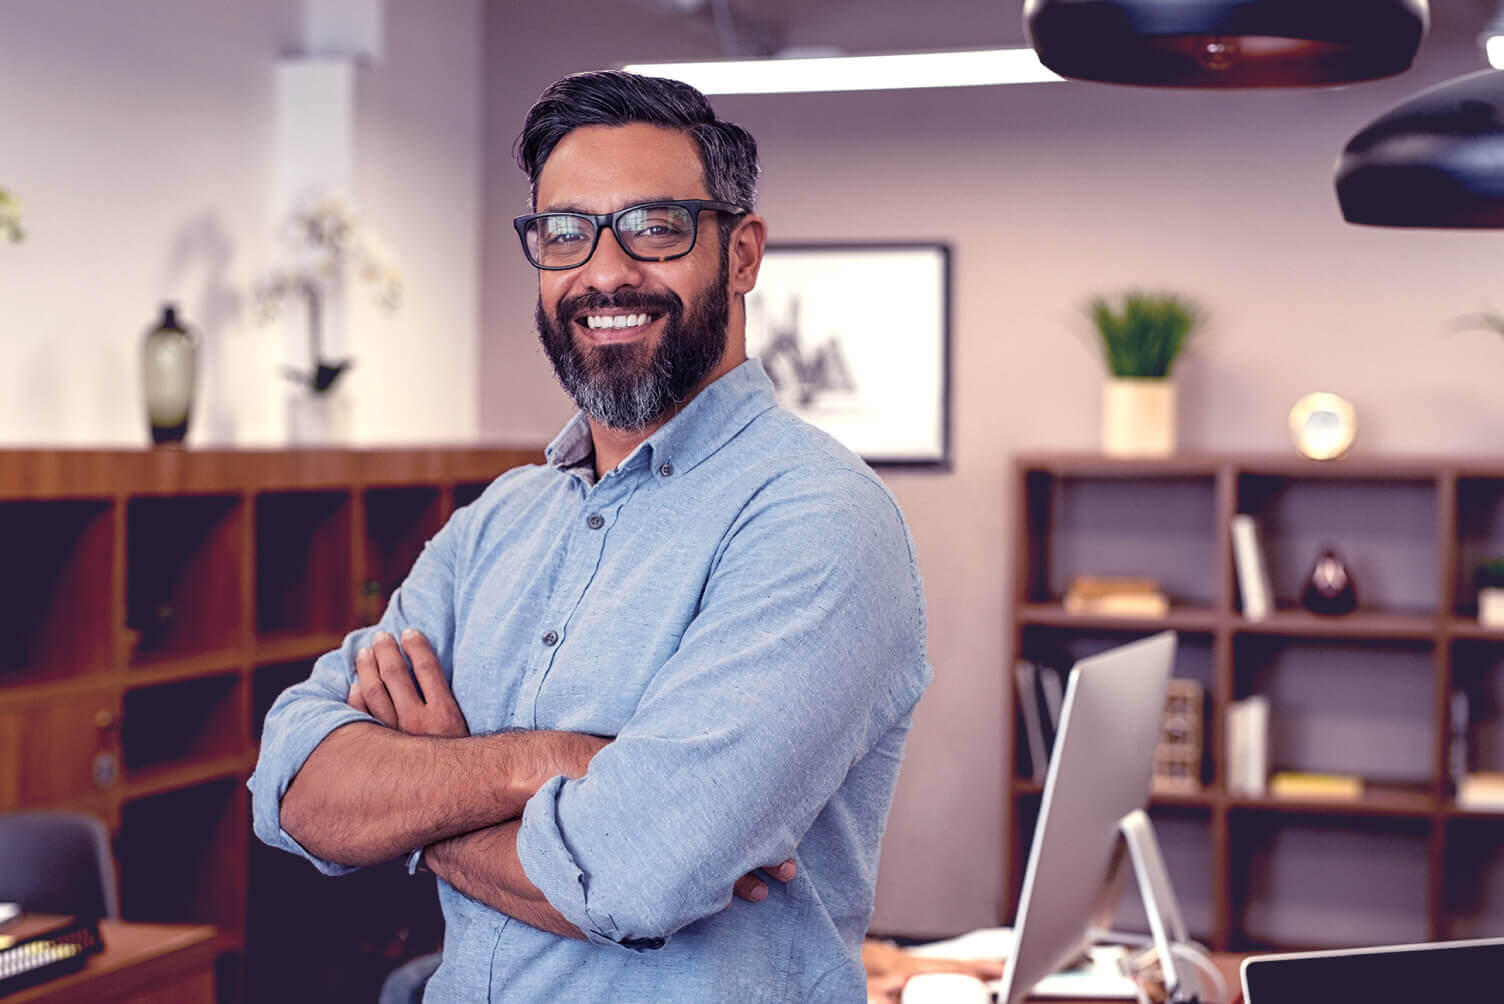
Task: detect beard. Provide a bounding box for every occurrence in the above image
[536,250,731,431]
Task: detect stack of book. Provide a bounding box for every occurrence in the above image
[1015,660,1065,783]
[1231,515,1275,621]
[1062,576,1169,617]
[1268,771,1365,801]
[1152,678,1204,795]
[1456,771,1504,811]
[1225,696,1270,797]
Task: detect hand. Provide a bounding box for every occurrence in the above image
[348,628,469,738]
[731,858,797,904]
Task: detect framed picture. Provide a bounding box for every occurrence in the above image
[746,242,950,468]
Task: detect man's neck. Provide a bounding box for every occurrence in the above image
[588,414,668,481]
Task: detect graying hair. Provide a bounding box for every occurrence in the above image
[515,70,760,222]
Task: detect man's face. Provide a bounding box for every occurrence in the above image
[532,123,734,431]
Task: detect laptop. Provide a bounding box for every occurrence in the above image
[1241,937,1504,1002]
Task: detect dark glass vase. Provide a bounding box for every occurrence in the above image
[1301,546,1358,616]
[141,304,198,445]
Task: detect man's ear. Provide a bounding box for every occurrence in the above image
[727,213,767,297]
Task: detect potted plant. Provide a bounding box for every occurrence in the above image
[254,194,402,443]
[1087,290,1202,456]
[1478,558,1504,628]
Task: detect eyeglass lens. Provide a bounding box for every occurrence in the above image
[524,203,696,268]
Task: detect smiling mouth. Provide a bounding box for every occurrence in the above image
[579,313,657,331]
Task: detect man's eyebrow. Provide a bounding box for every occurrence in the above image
[536,195,692,215]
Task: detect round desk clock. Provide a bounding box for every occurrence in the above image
[1289,393,1356,460]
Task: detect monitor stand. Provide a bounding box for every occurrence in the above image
[1112,808,1216,1004]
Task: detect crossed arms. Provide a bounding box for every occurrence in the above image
[279,630,792,941]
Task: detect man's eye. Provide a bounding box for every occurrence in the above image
[542,229,588,246]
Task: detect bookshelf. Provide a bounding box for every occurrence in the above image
[1008,454,1504,951]
[0,446,541,998]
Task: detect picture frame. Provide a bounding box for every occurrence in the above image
[745,242,951,468]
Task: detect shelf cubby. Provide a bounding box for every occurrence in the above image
[122,673,244,773]
[1443,816,1504,939]
[1455,476,1504,621]
[1237,473,1438,619]
[0,499,115,682]
[1024,471,1219,609]
[1230,813,1430,950]
[255,491,352,640]
[1232,635,1437,792]
[118,777,247,932]
[361,486,443,621]
[126,494,245,666]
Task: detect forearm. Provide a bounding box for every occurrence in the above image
[427,821,585,941]
[279,722,603,867]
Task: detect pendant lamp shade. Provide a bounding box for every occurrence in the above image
[1024,0,1428,88]
[1337,70,1504,228]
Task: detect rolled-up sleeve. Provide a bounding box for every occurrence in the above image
[515,469,930,948]
[248,501,471,874]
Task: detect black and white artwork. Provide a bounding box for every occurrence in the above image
[746,243,949,466]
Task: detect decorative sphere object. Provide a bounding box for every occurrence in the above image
[1301,546,1358,615]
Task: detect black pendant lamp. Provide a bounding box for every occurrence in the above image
[1024,0,1429,88]
[1337,69,1504,228]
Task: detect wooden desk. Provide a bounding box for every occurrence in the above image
[6,920,218,1003]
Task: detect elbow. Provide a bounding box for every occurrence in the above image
[584,867,712,948]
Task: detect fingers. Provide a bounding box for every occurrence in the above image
[732,873,768,903]
[400,629,452,706]
[371,630,422,717]
[766,858,796,882]
[354,646,398,727]
[347,679,370,715]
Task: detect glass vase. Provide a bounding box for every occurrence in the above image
[141,304,198,446]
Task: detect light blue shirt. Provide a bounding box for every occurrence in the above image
[250,359,931,1001]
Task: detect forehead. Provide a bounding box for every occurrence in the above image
[535,123,707,213]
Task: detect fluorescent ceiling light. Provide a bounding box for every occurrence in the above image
[622,48,1063,95]
[1488,34,1504,70]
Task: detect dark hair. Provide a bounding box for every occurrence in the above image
[515,70,760,219]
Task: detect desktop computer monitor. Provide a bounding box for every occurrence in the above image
[997,631,1179,1004]
[1241,937,1504,1002]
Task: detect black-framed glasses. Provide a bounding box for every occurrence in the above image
[513,199,748,270]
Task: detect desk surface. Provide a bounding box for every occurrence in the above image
[1029,952,1245,1003]
[6,919,218,1004]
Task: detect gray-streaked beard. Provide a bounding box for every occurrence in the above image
[536,258,731,431]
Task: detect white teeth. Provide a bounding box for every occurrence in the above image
[585,314,650,330]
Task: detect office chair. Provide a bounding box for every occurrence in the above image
[0,810,119,920]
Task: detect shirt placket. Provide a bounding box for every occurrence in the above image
[510,467,639,729]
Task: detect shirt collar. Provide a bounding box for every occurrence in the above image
[544,358,777,480]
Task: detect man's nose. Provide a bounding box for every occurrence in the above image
[579,225,645,291]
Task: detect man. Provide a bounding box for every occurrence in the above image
[250,70,930,1001]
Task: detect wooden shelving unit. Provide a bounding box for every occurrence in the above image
[0,446,541,998]
[1007,453,1504,952]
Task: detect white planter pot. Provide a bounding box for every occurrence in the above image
[1102,378,1176,457]
[1481,587,1504,628]
[287,389,351,446]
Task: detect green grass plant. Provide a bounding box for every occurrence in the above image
[1087,291,1202,378]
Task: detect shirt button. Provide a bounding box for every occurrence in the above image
[587,513,605,530]
[658,463,674,477]
[541,630,559,646]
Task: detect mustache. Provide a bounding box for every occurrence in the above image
[558,289,682,320]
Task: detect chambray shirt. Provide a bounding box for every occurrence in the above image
[249,359,931,1002]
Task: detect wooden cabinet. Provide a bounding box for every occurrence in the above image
[0,446,541,995]
[1008,454,1504,951]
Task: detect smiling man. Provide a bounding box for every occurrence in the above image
[250,70,930,1001]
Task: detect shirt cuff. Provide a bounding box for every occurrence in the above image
[516,775,665,952]
[249,701,376,877]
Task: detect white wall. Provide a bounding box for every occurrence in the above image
[481,0,1504,936]
[0,0,481,446]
